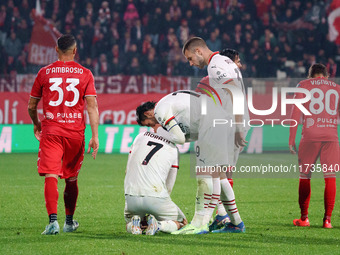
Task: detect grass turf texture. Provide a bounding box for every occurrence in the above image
[0,153,339,254]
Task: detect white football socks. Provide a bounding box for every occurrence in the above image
[203,177,221,225]
[217,199,227,216]
[220,178,242,225]
[191,175,212,228]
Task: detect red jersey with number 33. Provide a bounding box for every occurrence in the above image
[30,61,96,140]
[289,77,340,145]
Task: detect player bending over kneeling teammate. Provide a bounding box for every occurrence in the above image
[194,48,250,230]
[183,38,248,233]
[124,128,187,235]
[136,91,245,234]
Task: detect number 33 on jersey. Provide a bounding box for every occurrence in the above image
[30,61,97,139]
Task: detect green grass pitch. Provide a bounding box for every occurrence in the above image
[1,153,340,254]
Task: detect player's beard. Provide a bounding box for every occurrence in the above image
[197,56,205,69]
[151,117,158,127]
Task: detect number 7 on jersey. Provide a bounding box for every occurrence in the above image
[142,141,163,165]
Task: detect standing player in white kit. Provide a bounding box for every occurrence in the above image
[194,47,250,231]
[182,37,248,233]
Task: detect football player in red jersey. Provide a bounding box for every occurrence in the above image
[289,63,340,228]
[28,34,99,235]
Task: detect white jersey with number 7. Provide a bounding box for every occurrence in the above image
[124,131,179,198]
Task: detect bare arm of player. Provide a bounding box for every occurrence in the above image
[289,144,297,155]
[86,96,99,159]
[222,80,247,147]
[235,115,247,148]
[288,91,303,155]
[155,118,186,144]
[28,97,42,141]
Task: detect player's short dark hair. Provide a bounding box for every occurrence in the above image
[136,101,156,126]
[220,48,239,62]
[57,34,76,53]
[182,37,207,54]
[308,63,328,78]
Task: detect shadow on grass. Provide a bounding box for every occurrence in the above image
[72,232,253,249]
[72,228,340,248]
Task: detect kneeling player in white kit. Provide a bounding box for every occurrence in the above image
[124,130,187,235]
[136,91,245,234]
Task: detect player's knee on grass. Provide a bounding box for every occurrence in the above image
[125,216,147,234]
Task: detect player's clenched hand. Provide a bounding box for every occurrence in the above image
[33,121,42,141]
[87,137,99,159]
[289,144,297,155]
[235,132,247,148]
[179,218,188,228]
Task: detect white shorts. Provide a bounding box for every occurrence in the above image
[124,195,185,223]
[196,103,232,167]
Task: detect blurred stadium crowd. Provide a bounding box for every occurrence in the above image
[0,0,339,78]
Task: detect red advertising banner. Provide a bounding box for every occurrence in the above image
[0,92,165,124]
[0,75,191,94]
[28,10,62,65]
[96,93,165,124]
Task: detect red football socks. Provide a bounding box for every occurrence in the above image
[324,178,336,219]
[44,177,59,215]
[64,179,79,215]
[298,178,311,219]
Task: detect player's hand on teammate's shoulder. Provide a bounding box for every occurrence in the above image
[87,137,99,159]
[289,144,297,155]
[235,132,247,148]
